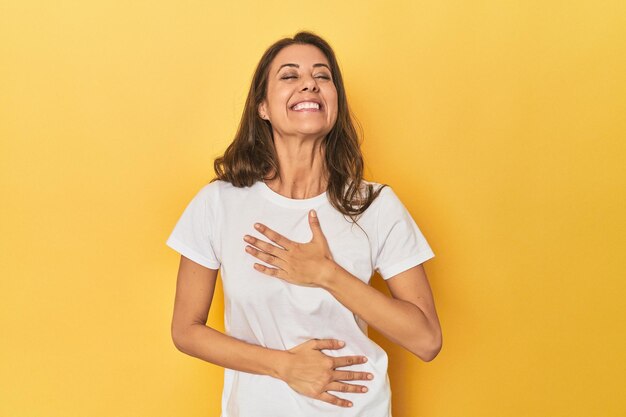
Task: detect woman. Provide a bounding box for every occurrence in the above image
[166,31,442,416]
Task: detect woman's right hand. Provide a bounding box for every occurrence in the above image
[277,338,374,408]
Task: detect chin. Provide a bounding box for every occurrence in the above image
[294,124,330,134]
[297,130,330,138]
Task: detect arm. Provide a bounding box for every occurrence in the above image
[170,255,372,407]
[245,211,442,362]
[170,254,284,376]
[320,261,442,362]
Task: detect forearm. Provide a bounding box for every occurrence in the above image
[320,261,438,359]
[173,323,285,378]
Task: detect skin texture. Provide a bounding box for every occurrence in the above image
[258,43,336,199]
[258,43,338,151]
[171,43,442,409]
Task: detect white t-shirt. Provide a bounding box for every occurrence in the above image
[166,179,435,417]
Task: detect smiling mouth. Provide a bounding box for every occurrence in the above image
[291,101,322,111]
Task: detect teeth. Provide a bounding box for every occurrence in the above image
[292,101,320,111]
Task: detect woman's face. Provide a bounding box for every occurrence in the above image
[259,44,338,141]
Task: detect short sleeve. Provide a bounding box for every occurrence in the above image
[165,184,221,270]
[374,187,435,280]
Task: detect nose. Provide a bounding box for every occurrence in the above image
[300,74,319,92]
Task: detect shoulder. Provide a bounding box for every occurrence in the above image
[184,180,228,215]
[195,179,259,207]
[360,180,398,208]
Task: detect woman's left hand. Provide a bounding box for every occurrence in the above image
[243,209,336,287]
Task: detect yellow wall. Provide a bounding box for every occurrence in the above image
[1,1,624,416]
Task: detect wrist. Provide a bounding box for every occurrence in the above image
[268,349,292,381]
[318,258,341,290]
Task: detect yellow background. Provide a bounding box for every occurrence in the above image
[1,1,625,416]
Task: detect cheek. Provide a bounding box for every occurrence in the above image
[265,86,291,113]
[328,95,339,120]
[328,90,338,111]
[272,95,292,114]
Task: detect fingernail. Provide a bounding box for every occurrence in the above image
[310,209,317,217]
[347,402,353,407]
[338,340,345,347]
[367,374,374,380]
[362,387,368,392]
[254,223,261,229]
[362,357,368,363]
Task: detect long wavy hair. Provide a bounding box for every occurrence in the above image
[212,31,387,223]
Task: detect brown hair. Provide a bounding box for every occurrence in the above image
[212,31,387,223]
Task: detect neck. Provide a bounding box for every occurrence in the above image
[264,132,328,199]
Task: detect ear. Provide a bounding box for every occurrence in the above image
[258,101,268,120]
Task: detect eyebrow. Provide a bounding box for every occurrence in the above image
[276,63,331,74]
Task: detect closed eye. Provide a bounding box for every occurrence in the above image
[280,74,331,80]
